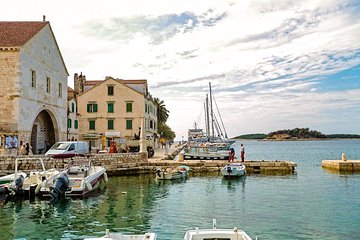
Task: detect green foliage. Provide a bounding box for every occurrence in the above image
[153,97,169,124]
[268,128,326,138]
[158,123,176,140]
[233,134,267,139]
[325,134,360,138]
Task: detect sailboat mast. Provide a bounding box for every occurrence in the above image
[205,94,210,138]
[209,82,214,139]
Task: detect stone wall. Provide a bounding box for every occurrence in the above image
[0,153,148,176]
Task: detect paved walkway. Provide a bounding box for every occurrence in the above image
[151,145,182,160]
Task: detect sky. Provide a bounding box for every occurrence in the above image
[2,0,360,139]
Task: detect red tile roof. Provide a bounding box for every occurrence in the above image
[0,21,48,47]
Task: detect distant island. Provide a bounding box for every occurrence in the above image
[233,128,360,140]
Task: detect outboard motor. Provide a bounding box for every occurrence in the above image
[51,173,69,200]
[9,174,25,196]
[227,166,232,174]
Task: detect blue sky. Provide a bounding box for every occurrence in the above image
[2,0,360,139]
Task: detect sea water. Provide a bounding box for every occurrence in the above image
[0,139,360,239]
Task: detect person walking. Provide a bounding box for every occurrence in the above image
[240,144,245,162]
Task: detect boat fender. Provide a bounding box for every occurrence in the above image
[86,182,93,191]
[103,172,108,182]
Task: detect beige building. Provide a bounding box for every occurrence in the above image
[0,21,68,155]
[75,74,157,151]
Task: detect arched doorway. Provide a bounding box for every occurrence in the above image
[30,110,57,154]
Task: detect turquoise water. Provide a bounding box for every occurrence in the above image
[1,139,360,239]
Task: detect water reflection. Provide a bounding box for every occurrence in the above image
[221,176,246,192]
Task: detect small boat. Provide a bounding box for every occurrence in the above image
[183,219,252,240]
[155,165,190,180]
[221,163,246,179]
[22,158,60,196]
[84,229,157,240]
[0,172,27,185]
[0,172,27,196]
[38,158,107,200]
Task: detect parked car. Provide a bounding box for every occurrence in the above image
[45,141,89,158]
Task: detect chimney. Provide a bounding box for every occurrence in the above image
[43,15,46,21]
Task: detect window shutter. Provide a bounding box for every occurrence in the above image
[74,120,78,129]
[94,104,98,112]
[87,104,90,112]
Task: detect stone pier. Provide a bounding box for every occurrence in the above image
[322,160,360,172]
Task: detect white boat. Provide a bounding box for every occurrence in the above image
[221,163,246,179]
[21,158,60,196]
[84,229,157,240]
[183,219,252,240]
[0,172,27,195]
[0,172,27,185]
[155,165,190,180]
[38,158,108,200]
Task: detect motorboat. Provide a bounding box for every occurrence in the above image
[155,165,190,180]
[21,158,60,196]
[84,229,157,240]
[0,158,27,196]
[38,158,107,200]
[221,163,246,179]
[183,146,230,160]
[183,219,252,240]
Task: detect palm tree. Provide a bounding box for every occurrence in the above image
[153,97,169,124]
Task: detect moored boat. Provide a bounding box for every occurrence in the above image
[183,219,252,240]
[155,165,190,180]
[221,163,246,178]
[84,229,157,240]
[38,158,107,200]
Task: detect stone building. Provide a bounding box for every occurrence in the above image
[0,21,68,155]
[75,73,157,151]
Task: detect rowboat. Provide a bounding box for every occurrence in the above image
[84,229,157,240]
[155,165,190,180]
[221,163,246,179]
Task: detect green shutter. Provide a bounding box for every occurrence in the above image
[94,104,98,112]
[67,119,72,128]
[89,120,95,130]
[74,120,78,129]
[126,102,132,112]
[108,103,114,113]
[71,103,75,112]
[108,120,114,129]
[126,119,132,129]
[87,104,90,112]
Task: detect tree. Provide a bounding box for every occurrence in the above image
[158,123,175,140]
[153,97,169,124]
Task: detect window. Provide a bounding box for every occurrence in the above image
[126,102,133,112]
[150,120,153,129]
[71,102,75,113]
[74,120,78,129]
[145,104,148,113]
[126,119,133,129]
[67,119,72,128]
[58,83,62,98]
[108,85,114,95]
[87,103,98,112]
[107,102,114,113]
[89,120,96,130]
[31,70,36,88]
[108,119,114,130]
[46,77,50,93]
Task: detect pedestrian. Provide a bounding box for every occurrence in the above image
[19,144,27,155]
[25,142,30,155]
[240,144,245,162]
[229,148,235,162]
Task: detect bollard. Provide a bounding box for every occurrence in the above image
[342,153,346,161]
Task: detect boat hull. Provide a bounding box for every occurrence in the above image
[221,163,246,178]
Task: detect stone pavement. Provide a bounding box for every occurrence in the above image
[151,145,182,160]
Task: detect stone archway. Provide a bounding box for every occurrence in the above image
[30,110,57,154]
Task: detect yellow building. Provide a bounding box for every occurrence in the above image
[76,74,157,151]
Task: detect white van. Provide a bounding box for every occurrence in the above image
[45,141,89,158]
